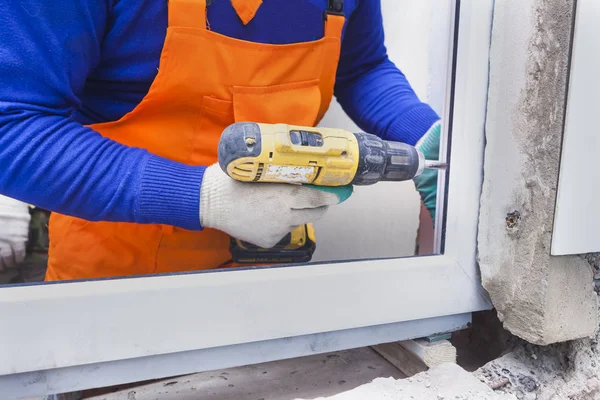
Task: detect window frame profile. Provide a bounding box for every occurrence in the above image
[0,0,494,396]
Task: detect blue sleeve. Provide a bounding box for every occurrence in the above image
[335,0,440,146]
[0,3,203,230]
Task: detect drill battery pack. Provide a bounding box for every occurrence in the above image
[230,224,316,264]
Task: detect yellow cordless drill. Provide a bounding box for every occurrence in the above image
[218,122,445,264]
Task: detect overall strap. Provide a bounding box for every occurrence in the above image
[324,0,345,39]
[168,0,207,29]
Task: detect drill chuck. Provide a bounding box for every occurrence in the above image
[351,132,424,185]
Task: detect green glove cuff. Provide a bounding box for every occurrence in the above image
[303,184,354,204]
[414,121,442,221]
[414,169,438,220]
[416,121,441,160]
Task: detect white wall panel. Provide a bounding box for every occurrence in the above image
[551,0,600,255]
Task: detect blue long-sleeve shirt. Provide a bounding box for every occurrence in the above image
[0,0,439,230]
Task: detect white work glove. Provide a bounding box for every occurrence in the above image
[0,196,30,271]
[200,164,352,248]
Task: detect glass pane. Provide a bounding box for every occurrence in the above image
[0,0,457,286]
[313,0,455,261]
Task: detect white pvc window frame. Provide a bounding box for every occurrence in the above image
[0,1,494,396]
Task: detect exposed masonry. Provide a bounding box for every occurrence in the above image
[477,0,597,345]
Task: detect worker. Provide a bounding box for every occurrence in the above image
[0,0,440,282]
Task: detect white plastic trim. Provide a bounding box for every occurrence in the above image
[551,0,600,255]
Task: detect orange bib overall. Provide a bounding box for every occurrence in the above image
[45,0,346,281]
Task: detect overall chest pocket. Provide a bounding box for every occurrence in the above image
[232,79,322,126]
[191,79,322,164]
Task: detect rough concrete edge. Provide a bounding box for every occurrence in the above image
[544,257,597,343]
[474,299,600,400]
[477,0,597,345]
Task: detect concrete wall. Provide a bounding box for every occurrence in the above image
[477,0,598,344]
[313,0,451,262]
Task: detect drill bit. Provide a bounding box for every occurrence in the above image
[424,160,448,170]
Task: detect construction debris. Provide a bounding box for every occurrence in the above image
[310,363,516,400]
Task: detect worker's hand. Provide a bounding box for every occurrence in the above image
[0,196,30,271]
[0,239,26,271]
[199,164,353,248]
[413,121,441,221]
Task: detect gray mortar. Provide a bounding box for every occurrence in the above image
[477,0,597,344]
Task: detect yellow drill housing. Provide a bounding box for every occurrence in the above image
[219,122,360,187]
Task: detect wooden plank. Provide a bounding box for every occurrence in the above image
[372,339,457,377]
[400,339,457,367]
[372,342,428,377]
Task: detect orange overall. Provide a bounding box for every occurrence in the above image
[45,0,346,281]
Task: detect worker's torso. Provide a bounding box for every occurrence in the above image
[46,0,349,281]
[76,0,359,126]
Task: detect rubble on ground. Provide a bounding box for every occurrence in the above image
[310,363,516,400]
